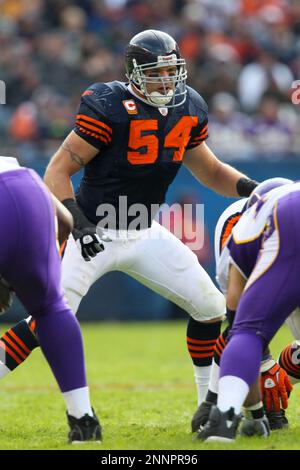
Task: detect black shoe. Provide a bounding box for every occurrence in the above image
[191,401,214,432]
[197,406,242,442]
[240,415,270,438]
[67,411,102,443]
[267,409,289,430]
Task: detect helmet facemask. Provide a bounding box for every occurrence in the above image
[127,54,187,108]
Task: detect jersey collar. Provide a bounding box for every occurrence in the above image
[127,84,168,116]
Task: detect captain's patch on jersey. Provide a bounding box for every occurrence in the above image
[123,99,138,114]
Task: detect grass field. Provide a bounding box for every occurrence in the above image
[0,321,299,450]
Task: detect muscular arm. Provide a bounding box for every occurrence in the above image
[183,142,250,197]
[44,130,99,201]
[50,193,74,245]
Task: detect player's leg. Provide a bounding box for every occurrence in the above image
[199,193,300,441]
[0,237,92,378]
[0,169,100,442]
[279,340,300,383]
[119,221,225,410]
[60,233,113,314]
[279,308,300,382]
[0,229,116,384]
[0,317,38,378]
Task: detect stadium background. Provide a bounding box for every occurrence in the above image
[1,0,300,321]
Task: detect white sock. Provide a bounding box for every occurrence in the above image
[63,386,93,419]
[217,376,249,414]
[193,365,211,405]
[208,360,220,394]
[0,362,10,379]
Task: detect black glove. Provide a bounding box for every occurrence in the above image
[62,198,107,261]
[75,227,104,262]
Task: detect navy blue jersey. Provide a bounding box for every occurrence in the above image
[74,81,208,229]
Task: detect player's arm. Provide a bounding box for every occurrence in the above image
[183,142,257,198]
[44,130,98,200]
[44,131,106,261]
[50,193,74,246]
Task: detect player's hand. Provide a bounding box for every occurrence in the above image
[261,360,293,412]
[0,277,13,315]
[62,198,111,261]
[73,226,105,262]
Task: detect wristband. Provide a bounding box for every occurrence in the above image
[62,198,91,230]
[236,177,258,197]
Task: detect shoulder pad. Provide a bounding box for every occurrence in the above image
[81,81,128,120]
[186,86,208,117]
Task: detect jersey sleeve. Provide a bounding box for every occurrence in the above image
[186,117,209,149]
[74,89,113,151]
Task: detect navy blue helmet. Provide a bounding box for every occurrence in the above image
[125,30,187,108]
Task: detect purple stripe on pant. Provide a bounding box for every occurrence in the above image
[220,190,300,386]
[0,168,86,392]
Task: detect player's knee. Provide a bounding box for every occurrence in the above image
[61,272,91,314]
[190,290,226,322]
[62,287,81,314]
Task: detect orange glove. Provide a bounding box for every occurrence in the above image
[260,360,293,413]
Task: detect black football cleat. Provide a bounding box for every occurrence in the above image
[197,406,242,442]
[191,401,214,432]
[267,409,289,430]
[240,415,270,438]
[67,411,102,444]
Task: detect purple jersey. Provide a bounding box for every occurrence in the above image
[228,182,299,280]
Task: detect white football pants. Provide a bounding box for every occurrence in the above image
[61,221,225,322]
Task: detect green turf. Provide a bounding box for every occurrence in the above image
[0,321,298,450]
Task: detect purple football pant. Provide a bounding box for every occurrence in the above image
[220,190,300,386]
[0,168,86,392]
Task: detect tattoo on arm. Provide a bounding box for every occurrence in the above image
[62,141,85,167]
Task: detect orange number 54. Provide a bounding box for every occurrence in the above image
[127,117,198,165]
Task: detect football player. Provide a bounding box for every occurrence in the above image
[198,179,300,442]
[0,30,258,427]
[0,156,100,443]
[193,178,299,435]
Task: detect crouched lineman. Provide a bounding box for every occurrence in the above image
[0,156,101,443]
[192,178,299,437]
[0,30,258,430]
[198,178,300,442]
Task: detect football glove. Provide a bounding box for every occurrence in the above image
[62,198,110,261]
[260,358,293,413]
[0,277,13,315]
[74,227,104,262]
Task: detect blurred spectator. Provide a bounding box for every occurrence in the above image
[208,92,254,161]
[238,48,293,111]
[1,0,300,162]
[247,94,294,159]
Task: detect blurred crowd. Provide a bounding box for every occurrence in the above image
[1,0,300,163]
